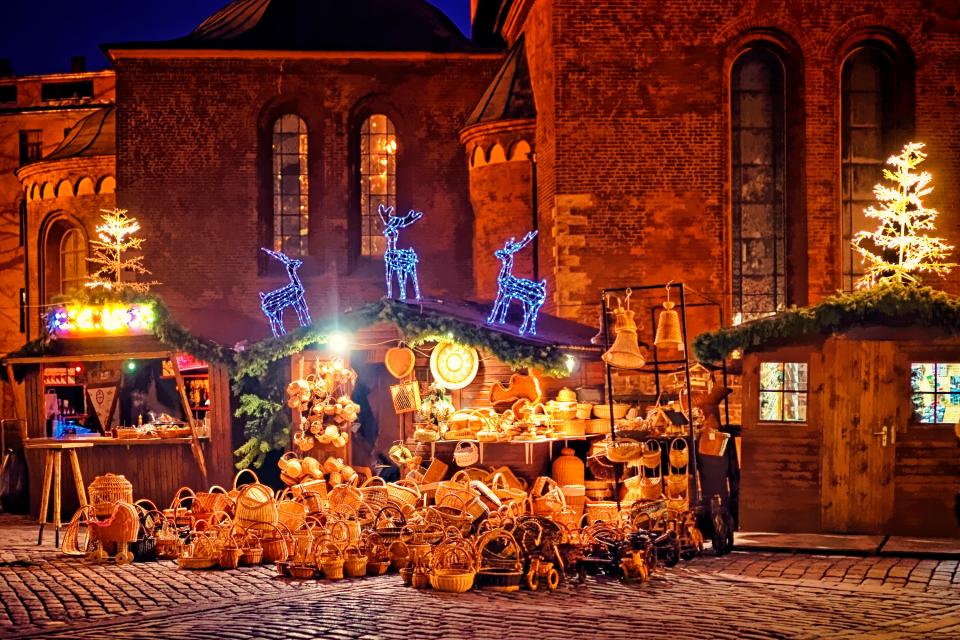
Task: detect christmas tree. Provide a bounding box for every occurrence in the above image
[852,142,954,289]
[86,208,159,293]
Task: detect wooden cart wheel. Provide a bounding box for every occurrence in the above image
[116,547,134,565]
[546,568,559,591]
[90,548,108,563]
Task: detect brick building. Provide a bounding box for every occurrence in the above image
[467,0,960,328]
[0,63,114,418]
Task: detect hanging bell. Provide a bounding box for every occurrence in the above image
[602,308,646,369]
[655,300,684,351]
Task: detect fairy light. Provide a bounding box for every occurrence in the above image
[379,204,423,300]
[487,230,546,335]
[852,142,955,289]
[259,248,311,337]
[85,208,159,293]
[47,302,156,337]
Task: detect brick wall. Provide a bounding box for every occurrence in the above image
[114,54,499,341]
[511,0,960,325]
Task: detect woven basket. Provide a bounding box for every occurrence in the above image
[530,477,566,517]
[328,484,363,512]
[88,474,134,518]
[390,380,421,414]
[475,529,523,592]
[233,470,277,530]
[343,545,368,577]
[317,542,344,580]
[276,490,308,532]
[453,440,479,467]
[90,501,140,544]
[669,438,689,469]
[585,500,634,524]
[386,480,421,509]
[430,538,476,593]
[360,476,391,511]
[641,440,662,469]
[193,485,233,522]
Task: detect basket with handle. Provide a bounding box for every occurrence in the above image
[641,440,662,469]
[163,486,197,527]
[428,494,474,536]
[248,522,291,563]
[374,504,407,544]
[435,479,487,521]
[328,483,363,512]
[359,476,391,512]
[475,529,523,592]
[389,380,421,414]
[316,541,345,580]
[276,488,308,532]
[386,479,421,509]
[529,477,566,518]
[232,469,278,531]
[669,438,689,470]
[453,440,479,467]
[193,485,234,522]
[343,543,368,577]
[430,538,476,593]
[88,474,134,518]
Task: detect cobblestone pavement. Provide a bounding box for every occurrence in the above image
[1,516,958,639]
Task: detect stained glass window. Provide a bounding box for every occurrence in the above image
[272,114,309,256]
[360,114,397,257]
[910,362,960,424]
[841,48,894,291]
[759,361,808,422]
[731,49,786,321]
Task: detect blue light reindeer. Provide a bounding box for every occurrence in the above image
[487,231,546,335]
[379,204,423,300]
[259,248,311,337]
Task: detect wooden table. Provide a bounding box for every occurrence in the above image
[24,439,94,547]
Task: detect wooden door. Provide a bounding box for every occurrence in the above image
[821,340,903,533]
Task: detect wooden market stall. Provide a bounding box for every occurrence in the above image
[694,287,960,537]
[4,302,234,525]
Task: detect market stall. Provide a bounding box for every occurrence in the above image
[4,300,234,525]
[695,285,960,538]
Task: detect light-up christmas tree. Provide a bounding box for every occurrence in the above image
[852,142,955,289]
[86,208,159,293]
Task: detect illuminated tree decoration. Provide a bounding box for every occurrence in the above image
[86,208,159,293]
[379,204,423,300]
[852,142,955,289]
[259,248,311,337]
[487,231,546,335]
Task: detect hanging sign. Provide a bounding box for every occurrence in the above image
[87,385,118,431]
[429,341,479,390]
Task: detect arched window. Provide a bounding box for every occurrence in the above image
[841,46,900,291]
[731,49,786,321]
[359,114,397,256]
[59,228,86,295]
[272,114,309,256]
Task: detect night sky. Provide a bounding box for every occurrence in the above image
[0,0,473,76]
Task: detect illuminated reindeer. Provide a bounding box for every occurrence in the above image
[259,248,311,337]
[379,204,423,300]
[487,231,546,335]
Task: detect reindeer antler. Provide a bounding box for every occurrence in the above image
[503,230,538,253]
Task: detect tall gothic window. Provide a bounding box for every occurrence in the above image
[841,47,895,291]
[731,49,786,321]
[272,114,309,256]
[59,228,86,294]
[359,114,397,256]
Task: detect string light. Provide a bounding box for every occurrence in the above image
[47,302,155,337]
[852,142,956,289]
[487,230,546,335]
[85,208,159,293]
[378,204,423,300]
[564,354,578,374]
[259,248,311,337]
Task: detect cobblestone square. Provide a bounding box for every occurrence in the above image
[1,516,958,639]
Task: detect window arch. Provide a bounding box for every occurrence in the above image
[272,114,309,256]
[359,114,397,256]
[731,48,787,321]
[840,42,912,291]
[59,228,86,294]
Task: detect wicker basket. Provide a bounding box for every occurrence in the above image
[360,476,391,511]
[88,474,134,518]
[585,500,635,524]
[317,542,344,580]
[343,545,368,578]
[390,380,421,414]
[386,480,421,509]
[328,484,363,512]
[530,477,566,517]
[475,530,523,592]
[430,538,476,593]
[233,470,278,530]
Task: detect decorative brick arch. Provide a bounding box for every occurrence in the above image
[488,143,506,164]
[40,182,54,200]
[96,175,116,194]
[714,16,812,54]
[508,139,531,161]
[822,15,923,63]
[38,211,89,303]
[55,179,73,199]
[471,145,487,167]
[76,176,95,196]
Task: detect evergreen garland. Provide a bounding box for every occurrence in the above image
[694,284,960,362]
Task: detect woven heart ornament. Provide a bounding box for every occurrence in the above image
[385,347,416,379]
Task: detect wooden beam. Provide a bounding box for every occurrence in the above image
[169,353,208,485]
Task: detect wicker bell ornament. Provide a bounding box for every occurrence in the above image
[602,300,646,370]
[654,285,684,351]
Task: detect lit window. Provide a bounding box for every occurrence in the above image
[841,48,895,291]
[359,114,397,256]
[759,362,807,422]
[272,114,308,256]
[910,362,960,424]
[59,228,86,295]
[731,49,786,319]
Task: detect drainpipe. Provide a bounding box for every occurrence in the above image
[529,151,539,281]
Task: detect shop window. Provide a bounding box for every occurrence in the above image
[359,114,397,257]
[59,228,86,295]
[759,362,807,422]
[910,362,960,424]
[19,129,42,165]
[272,114,309,256]
[731,49,786,321]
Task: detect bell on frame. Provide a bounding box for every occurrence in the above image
[602,290,646,370]
[655,285,684,352]
[602,308,646,369]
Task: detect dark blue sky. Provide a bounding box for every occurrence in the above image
[0,0,472,76]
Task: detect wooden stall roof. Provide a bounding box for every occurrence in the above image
[694,285,960,362]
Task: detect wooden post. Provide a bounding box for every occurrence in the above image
[5,364,27,439]
[170,353,208,484]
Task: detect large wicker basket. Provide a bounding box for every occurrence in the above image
[88,474,133,518]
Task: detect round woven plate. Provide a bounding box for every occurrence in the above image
[429,341,479,390]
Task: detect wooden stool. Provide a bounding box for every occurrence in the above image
[24,440,94,547]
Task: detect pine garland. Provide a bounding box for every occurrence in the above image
[694,284,960,362]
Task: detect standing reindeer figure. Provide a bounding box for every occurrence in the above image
[379,204,423,300]
[487,231,547,335]
[259,248,311,337]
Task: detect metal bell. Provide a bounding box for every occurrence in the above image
[655,301,684,351]
[602,308,646,369]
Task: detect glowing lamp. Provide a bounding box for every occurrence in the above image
[125,361,137,372]
[47,302,156,338]
[328,332,350,354]
[429,341,479,390]
[564,355,578,375]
